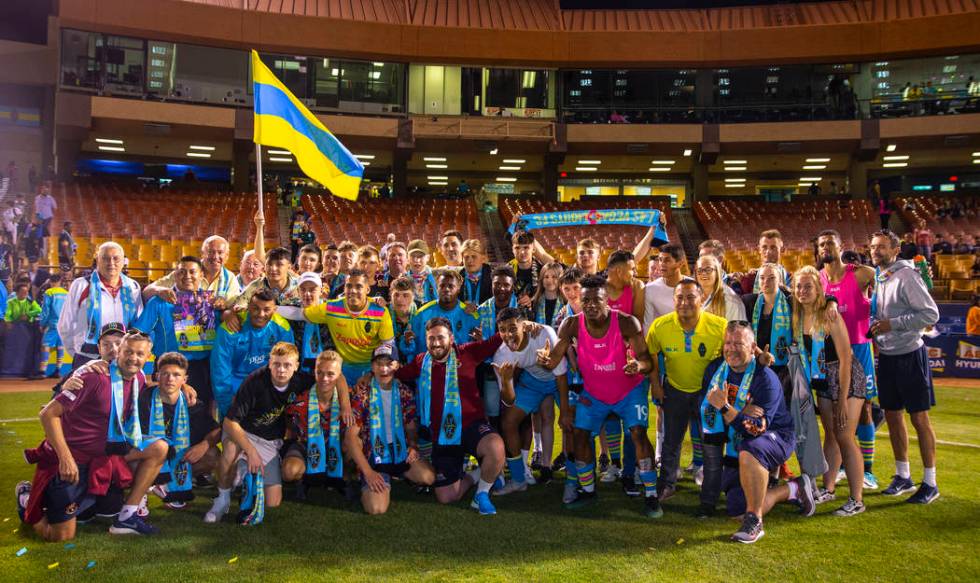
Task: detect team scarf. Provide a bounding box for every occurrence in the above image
[509,259,539,297]
[870,266,884,319]
[558,303,583,385]
[148,388,192,494]
[700,359,756,458]
[107,364,144,449]
[752,290,792,366]
[478,295,518,340]
[752,264,789,294]
[305,386,343,478]
[409,268,438,304]
[86,271,138,343]
[464,268,484,304]
[214,266,235,297]
[369,378,407,465]
[327,273,347,298]
[535,295,564,327]
[418,349,461,445]
[392,304,417,353]
[238,471,265,526]
[796,325,827,382]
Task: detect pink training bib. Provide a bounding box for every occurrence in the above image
[820,264,871,345]
[576,310,642,404]
[606,284,635,317]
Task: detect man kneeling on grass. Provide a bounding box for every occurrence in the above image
[346,345,435,514]
[17,331,168,538]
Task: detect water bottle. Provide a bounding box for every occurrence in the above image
[914,255,933,290]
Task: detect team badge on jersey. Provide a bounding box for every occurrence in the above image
[698,342,707,357]
[365,320,372,333]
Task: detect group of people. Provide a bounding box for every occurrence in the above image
[12,204,942,545]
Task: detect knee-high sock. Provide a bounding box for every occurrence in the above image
[857,422,875,473]
[603,418,623,465]
[564,455,578,485]
[622,433,637,478]
[506,456,527,484]
[575,461,596,493]
[637,457,658,498]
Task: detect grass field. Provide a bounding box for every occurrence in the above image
[1,385,979,582]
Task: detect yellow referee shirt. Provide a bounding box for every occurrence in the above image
[646,311,727,393]
[304,298,393,365]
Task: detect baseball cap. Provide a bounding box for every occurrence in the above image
[297,272,322,287]
[406,239,430,256]
[99,322,127,339]
[372,345,394,362]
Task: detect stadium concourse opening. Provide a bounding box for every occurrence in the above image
[0,0,978,579]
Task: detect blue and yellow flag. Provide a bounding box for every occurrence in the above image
[251,50,364,200]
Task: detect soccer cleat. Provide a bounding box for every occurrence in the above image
[563,482,579,504]
[643,496,664,519]
[165,500,187,510]
[551,453,567,472]
[109,514,159,535]
[883,475,916,496]
[494,480,528,496]
[15,480,31,522]
[620,476,641,497]
[832,497,866,517]
[814,488,836,505]
[863,472,879,490]
[600,464,621,483]
[203,497,229,523]
[471,492,497,515]
[693,465,704,487]
[796,476,817,518]
[731,512,764,544]
[137,495,149,518]
[907,483,940,505]
[530,451,543,471]
[564,490,597,510]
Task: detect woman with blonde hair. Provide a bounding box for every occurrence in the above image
[696,254,745,322]
[791,265,867,517]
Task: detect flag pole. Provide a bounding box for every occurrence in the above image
[255,143,264,219]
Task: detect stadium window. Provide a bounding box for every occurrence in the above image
[60,29,100,90]
[338,59,405,109]
[102,35,146,95]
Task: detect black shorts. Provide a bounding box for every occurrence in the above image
[430,421,498,488]
[877,346,936,413]
[186,358,213,405]
[42,464,123,524]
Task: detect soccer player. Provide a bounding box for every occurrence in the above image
[135,256,218,406]
[817,229,880,490]
[204,342,312,524]
[18,332,167,539]
[538,275,663,518]
[346,346,435,514]
[143,236,242,304]
[868,230,941,504]
[702,322,816,543]
[474,267,519,432]
[647,279,726,502]
[139,352,220,509]
[58,242,143,370]
[394,317,506,515]
[438,229,464,268]
[210,289,294,419]
[38,273,68,377]
[407,269,480,361]
[493,307,568,494]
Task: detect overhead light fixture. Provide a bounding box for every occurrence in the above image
[724,166,746,171]
[798,182,814,187]
[973,152,980,157]
[428,181,448,186]
[683,149,693,157]
[489,148,499,155]
[725,183,744,188]
[886,144,897,152]
[578,160,601,165]
[372,62,385,67]
[723,160,747,165]
[427,176,448,180]
[189,145,215,151]
[799,177,822,182]
[724,178,746,182]
[268,149,291,156]
[98,146,125,152]
[499,166,521,171]
[426,164,448,169]
[361,162,371,166]
[269,157,293,162]
[496,177,517,182]
[575,167,598,172]
[354,154,375,160]
[805,158,831,163]
[883,155,910,161]
[650,160,675,165]
[883,162,908,168]
[974,159,980,164]
[423,157,446,162]
[186,152,211,158]
[503,159,526,164]
[803,165,827,170]
[95,138,124,145]
[648,167,672,172]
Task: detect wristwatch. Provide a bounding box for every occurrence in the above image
[719,403,732,414]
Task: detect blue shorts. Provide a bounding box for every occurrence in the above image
[737,430,795,472]
[514,373,557,415]
[42,329,62,348]
[342,362,372,388]
[574,382,650,435]
[852,342,877,400]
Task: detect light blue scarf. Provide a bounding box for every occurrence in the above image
[215,267,235,297]
[752,291,792,366]
[107,364,144,449]
[148,388,192,493]
[418,349,461,445]
[478,295,517,340]
[369,378,407,465]
[535,296,563,327]
[701,359,756,458]
[305,387,342,478]
[86,271,138,343]
[796,327,827,383]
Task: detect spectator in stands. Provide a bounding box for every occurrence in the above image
[38,273,68,378]
[22,215,45,264]
[968,295,980,336]
[457,179,471,197]
[292,223,316,264]
[237,249,264,290]
[913,221,933,261]
[57,241,143,371]
[0,231,12,286]
[57,221,75,274]
[439,230,465,269]
[931,234,952,256]
[2,200,21,244]
[953,235,973,255]
[144,236,242,307]
[5,281,40,323]
[33,181,57,248]
[609,110,628,124]
[899,233,918,261]
[972,254,980,279]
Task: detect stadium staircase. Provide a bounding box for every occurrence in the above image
[480,207,509,263]
[671,208,707,269]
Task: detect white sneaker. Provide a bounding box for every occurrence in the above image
[136,494,149,518]
[563,481,579,504]
[203,497,229,523]
[693,465,704,487]
[494,480,528,496]
[525,468,537,486]
[150,484,168,501]
[600,465,622,483]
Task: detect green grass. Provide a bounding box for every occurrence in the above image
[1,385,979,582]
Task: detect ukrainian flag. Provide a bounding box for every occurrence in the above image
[251,50,364,200]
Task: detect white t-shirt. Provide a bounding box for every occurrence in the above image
[492,325,568,382]
[644,278,677,332]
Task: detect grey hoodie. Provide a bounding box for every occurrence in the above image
[873,259,939,355]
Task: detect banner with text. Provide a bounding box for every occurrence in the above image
[509,208,668,244]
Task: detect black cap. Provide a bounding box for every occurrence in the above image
[99,322,126,340]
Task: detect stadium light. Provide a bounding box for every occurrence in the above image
[650,160,675,165]
[803,165,827,170]
[575,167,598,172]
[496,177,518,182]
[427,176,449,180]
[883,163,908,168]
[724,166,746,171]
[578,160,601,165]
[883,155,910,161]
[886,144,897,152]
[648,167,671,172]
[98,146,125,152]
[805,158,830,163]
[186,152,211,158]
[423,157,447,162]
[723,160,747,165]
[189,145,215,151]
[799,177,822,182]
[95,138,124,145]
[426,164,448,169]
[354,154,376,160]
[683,149,693,156]
[269,157,293,162]
[503,159,526,164]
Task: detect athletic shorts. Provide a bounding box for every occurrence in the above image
[565,384,582,408]
[514,374,556,415]
[42,329,62,348]
[235,456,282,487]
[574,382,649,435]
[359,462,410,491]
[737,430,794,472]
[41,464,123,524]
[813,358,866,402]
[877,346,935,413]
[851,342,878,400]
[430,421,498,488]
